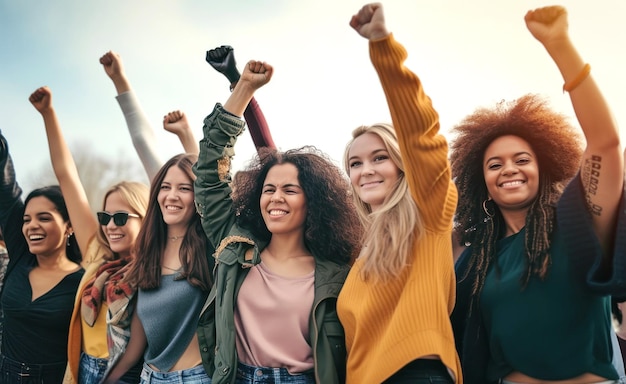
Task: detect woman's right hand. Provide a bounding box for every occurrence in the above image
[239,60,273,92]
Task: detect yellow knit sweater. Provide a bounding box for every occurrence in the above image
[337,34,462,384]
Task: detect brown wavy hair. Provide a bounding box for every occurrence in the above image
[124,153,214,291]
[234,146,362,266]
[450,94,583,296]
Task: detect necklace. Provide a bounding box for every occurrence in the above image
[162,264,181,272]
[167,234,184,241]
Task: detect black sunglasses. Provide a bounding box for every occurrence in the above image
[97,211,140,226]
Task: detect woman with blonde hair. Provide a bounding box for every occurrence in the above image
[337,3,461,383]
[29,86,151,384]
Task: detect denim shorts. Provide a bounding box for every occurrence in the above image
[79,352,108,384]
[235,361,314,384]
[140,362,211,384]
[0,354,66,384]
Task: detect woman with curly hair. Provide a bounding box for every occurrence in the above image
[450,5,625,384]
[193,60,361,384]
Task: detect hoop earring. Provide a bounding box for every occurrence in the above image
[482,198,495,218]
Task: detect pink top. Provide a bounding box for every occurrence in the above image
[235,262,315,374]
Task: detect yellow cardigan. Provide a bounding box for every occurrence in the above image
[337,34,462,384]
[63,239,108,384]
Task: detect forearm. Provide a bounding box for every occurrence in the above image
[41,109,78,182]
[176,129,200,155]
[546,38,620,151]
[103,312,146,383]
[108,73,131,95]
[369,34,454,226]
[41,109,98,254]
[243,97,275,150]
[224,82,256,117]
[116,91,162,181]
[545,38,623,247]
[193,104,245,247]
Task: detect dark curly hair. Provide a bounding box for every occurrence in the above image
[450,94,583,296]
[234,146,362,265]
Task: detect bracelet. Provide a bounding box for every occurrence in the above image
[563,63,591,93]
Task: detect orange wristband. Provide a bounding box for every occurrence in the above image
[563,63,591,93]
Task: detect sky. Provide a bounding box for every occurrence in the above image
[1,0,625,194]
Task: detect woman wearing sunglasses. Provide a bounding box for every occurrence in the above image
[29,85,152,384]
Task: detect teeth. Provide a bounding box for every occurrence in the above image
[29,235,44,240]
[269,210,287,216]
[501,180,524,187]
[109,234,123,240]
[166,205,181,211]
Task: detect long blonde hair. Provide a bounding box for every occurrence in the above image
[344,124,422,281]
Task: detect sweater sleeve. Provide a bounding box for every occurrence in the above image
[192,103,246,250]
[557,173,626,296]
[369,34,457,232]
[116,91,163,181]
[243,97,276,150]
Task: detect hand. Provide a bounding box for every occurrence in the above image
[349,3,389,40]
[99,50,125,79]
[163,110,189,136]
[238,60,273,91]
[29,86,53,113]
[524,6,569,47]
[206,45,241,84]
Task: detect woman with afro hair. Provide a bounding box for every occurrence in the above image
[450,5,625,384]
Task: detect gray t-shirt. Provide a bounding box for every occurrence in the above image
[137,273,207,371]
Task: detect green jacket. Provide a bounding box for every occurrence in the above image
[193,104,349,384]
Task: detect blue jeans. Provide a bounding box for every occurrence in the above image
[382,359,453,384]
[0,354,66,384]
[140,363,210,384]
[78,352,107,384]
[235,362,314,384]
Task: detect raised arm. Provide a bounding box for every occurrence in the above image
[224,61,273,117]
[526,6,623,250]
[100,51,162,181]
[163,110,199,155]
[206,46,276,150]
[193,61,273,247]
[350,3,455,230]
[29,86,98,261]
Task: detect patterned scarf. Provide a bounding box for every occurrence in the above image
[81,255,134,327]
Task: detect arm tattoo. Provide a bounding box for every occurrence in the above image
[581,154,603,216]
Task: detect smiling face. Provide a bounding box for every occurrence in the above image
[483,135,540,212]
[347,132,401,212]
[101,191,142,258]
[260,163,307,236]
[22,196,69,257]
[158,165,196,232]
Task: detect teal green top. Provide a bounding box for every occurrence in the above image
[481,227,617,381]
